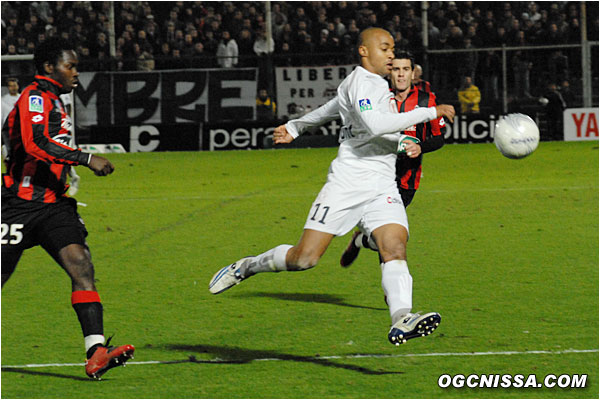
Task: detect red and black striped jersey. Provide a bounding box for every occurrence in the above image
[2,75,90,203]
[395,85,445,190]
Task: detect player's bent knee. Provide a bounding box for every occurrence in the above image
[379,244,407,263]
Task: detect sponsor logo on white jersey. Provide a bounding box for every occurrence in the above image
[358,98,372,112]
[386,196,402,204]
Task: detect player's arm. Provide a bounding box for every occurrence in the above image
[419,93,445,155]
[20,91,90,166]
[278,96,341,142]
[20,92,114,175]
[352,78,454,137]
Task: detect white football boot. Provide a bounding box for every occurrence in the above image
[388,312,441,345]
[209,257,253,294]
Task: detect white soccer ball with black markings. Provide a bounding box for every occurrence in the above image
[494,113,540,159]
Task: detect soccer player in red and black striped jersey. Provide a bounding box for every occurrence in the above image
[340,51,446,267]
[1,38,134,379]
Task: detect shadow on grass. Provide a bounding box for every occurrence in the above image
[237,291,387,311]
[158,344,403,375]
[1,368,91,382]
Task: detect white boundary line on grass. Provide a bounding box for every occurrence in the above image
[2,348,597,369]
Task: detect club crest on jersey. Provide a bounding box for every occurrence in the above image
[358,98,372,112]
[29,95,43,113]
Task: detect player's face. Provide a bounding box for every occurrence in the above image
[363,31,395,77]
[52,50,79,93]
[391,59,413,92]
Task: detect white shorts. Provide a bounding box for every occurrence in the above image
[303,178,409,237]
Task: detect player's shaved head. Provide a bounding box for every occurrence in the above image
[357,28,395,77]
[358,27,393,48]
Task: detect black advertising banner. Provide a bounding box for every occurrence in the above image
[88,123,201,152]
[75,68,258,127]
[84,114,501,153]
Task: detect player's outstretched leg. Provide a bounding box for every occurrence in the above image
[209,244,293,294]
[85,337,135,379]
[209,257,254,294]
[388,312,441,345]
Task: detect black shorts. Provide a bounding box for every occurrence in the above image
[399,188,417,208]
[1,192,88,268]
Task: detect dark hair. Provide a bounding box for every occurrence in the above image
[395,50,415,69]
[33,37,74,74]
[6,77,19,84]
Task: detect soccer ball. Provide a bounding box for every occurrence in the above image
[494,113,540,159]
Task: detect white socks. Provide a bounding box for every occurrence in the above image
[381,260,413,325]
[85,334,105,352]
[244,244,293,275]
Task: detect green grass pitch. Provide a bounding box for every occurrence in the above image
[1,141,598,398]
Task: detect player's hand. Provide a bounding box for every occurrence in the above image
[402,140,422,158]
[273,124,294,144]
[435,105,455,123]
[88,155,115,176]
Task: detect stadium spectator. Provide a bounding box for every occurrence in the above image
[170,47,187,69]
[237,28,255,67]
[512,51,533,98]
[216,30,239,68]
[253,29,274,56]
[274,42,294,67]
[155,42,172,70]
[135,44,155,71]
[560,79,576,107]
[459,38,478,79]
[276,23,293,50]
[271,3,288,36]
[548,50,570,84]
[90,32,110,59]
[458,76,481,114]
[1,37,134,380]
[189,42,208,68]
[542,82,566,140]
[255,88,277,121]
[1,77,20,124]
[136,29,155,55]
[477,50,501,103]
[202,30,219,56]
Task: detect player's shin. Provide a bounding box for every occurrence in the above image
[243,244,293,276]
[381,260,413,324]
[71,290,105,356]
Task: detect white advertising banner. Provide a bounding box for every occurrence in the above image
[275,64,356,118]
[563,107,599,141]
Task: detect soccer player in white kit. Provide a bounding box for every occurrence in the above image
[209,28,456,345]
